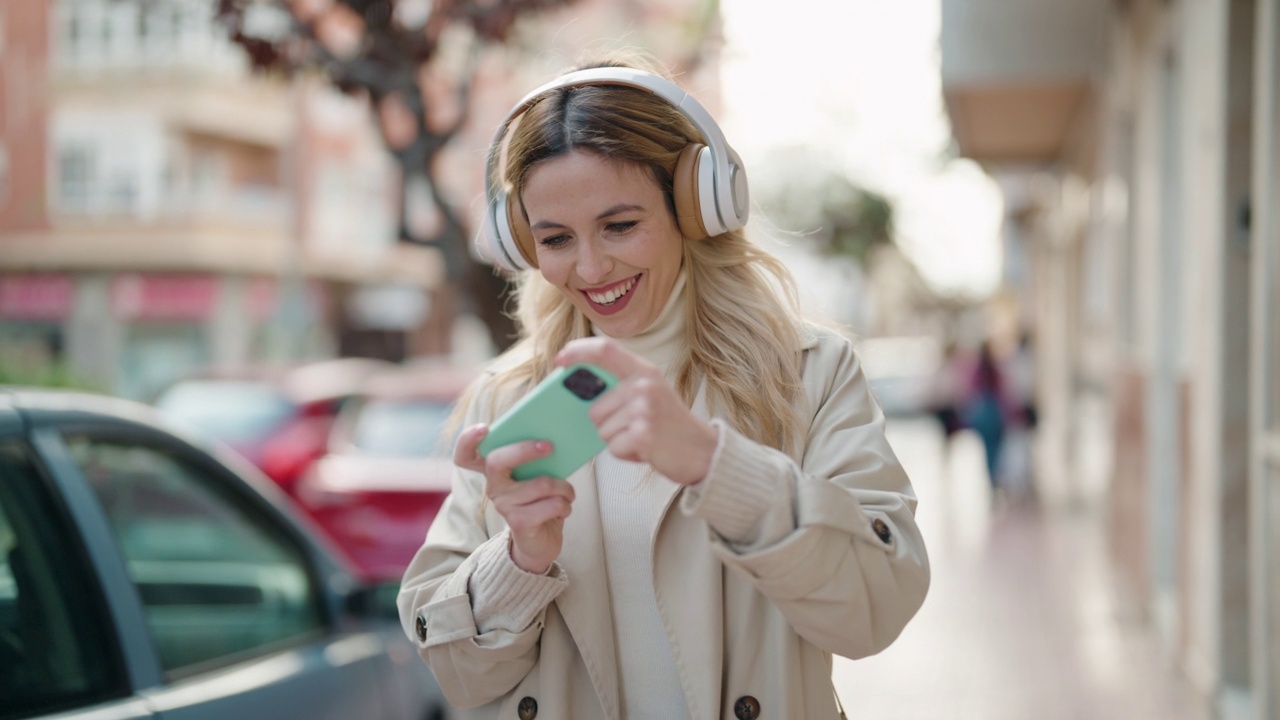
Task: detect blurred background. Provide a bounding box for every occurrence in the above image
[1,0,1278,718]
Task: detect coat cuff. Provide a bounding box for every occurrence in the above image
[681,419,796,547]
[468,530,567,635]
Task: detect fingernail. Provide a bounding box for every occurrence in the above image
[536,441,551,453]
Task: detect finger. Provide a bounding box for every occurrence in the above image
[452,424,489,472]
[599,424,646,464]
[588,377,658,426]
[484,439,553,480]
[506,496,575,532]
[498,476,577,508]
[555,337,647,380]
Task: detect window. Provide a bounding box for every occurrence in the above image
[54,132,150,217]
[0,440,124,717]
[56,144,94,212]
[65,437,324,676]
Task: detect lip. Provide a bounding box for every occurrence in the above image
[579,274,641,316]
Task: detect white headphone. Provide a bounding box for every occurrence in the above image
[481,66,750,272]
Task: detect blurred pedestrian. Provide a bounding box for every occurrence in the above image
[960,339,1010,493]
[397,53,930,719]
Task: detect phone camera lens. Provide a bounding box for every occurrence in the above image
[564,368,606,400]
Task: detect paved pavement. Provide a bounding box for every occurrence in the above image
[832,417,1212,720]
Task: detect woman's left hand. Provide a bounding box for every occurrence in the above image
[556,337,718,486]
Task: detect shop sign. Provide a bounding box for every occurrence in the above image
[0,274,74,320]
[112,273,218,321]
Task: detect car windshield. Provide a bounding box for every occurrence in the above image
[349,399,453,458]
[155,380,295,445]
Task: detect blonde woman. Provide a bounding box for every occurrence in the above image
[398,55,930,720]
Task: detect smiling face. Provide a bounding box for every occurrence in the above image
[520,150,685,339]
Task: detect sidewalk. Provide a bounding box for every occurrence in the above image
[832,417,1210,720]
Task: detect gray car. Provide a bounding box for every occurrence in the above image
[0,388,450,720]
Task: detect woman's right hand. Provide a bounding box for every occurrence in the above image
[453,424,576,574]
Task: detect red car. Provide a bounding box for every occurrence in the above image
[153,358,395,497]
[294,362,475,582]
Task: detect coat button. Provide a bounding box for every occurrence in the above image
[872,517,892,544]
[733,695,760,720]
[517,696,538,719]
[415,616,427,642]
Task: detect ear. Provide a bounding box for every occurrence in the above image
[673,144,709,241]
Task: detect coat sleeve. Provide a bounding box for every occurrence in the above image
[685,332,930,660]
[396,380,567,709]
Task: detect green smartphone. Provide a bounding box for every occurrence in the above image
[477,363,619,480]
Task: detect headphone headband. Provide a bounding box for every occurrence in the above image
[482,67,749,271]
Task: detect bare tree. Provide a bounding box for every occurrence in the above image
[216,0,581,352]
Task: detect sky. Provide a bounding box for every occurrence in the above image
[717,0,1004,300]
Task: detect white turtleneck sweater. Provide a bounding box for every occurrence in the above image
[464,269,799,719]
[593,271,691,720]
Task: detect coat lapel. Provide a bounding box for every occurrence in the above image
[653,493,724,720]
[650,385,723,720]
[554,460,622,720]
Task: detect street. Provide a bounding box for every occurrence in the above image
[832,417,1211,720]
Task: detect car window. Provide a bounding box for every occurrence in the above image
[0,439,124,717]
[64,436,324,677]
[348,399,453,457]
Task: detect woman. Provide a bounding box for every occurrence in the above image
[398,55,930,720]
[960,339,1009,492]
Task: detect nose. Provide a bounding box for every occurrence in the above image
[575,237,614,284]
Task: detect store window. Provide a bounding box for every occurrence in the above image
[119,322,208,402]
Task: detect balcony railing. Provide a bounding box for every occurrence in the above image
[53,186,291,231]
[54,0,249,79]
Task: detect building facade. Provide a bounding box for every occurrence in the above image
[0,0,723,399]
[0,0,443,399]
[942,0,1280,717]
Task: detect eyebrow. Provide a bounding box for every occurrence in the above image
[530,203,646,231]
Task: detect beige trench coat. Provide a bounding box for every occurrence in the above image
[398,325,930,719]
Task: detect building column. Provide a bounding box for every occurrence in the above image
[209,274,251,370]
[1128,5,1185,643]
[1249,0,1280,716]
[65,273,123,392]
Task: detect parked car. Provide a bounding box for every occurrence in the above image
[0,387,451,720]
[153,358,395,497]
[295,362,475,583]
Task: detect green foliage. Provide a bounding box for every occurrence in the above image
[814,179,894,263]
[0,359,102,393]
[757,148,896,265]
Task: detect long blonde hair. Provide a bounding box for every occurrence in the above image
[468,55,807,455]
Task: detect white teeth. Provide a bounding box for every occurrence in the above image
[587,277,636,305]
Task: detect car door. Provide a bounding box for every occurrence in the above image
[0,421,152,720]
[41,422,402,720]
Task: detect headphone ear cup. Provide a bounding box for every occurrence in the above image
[673,144,709,241]
[694,145,727,237]
[489,190,531,272]
[506,194,538,269]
